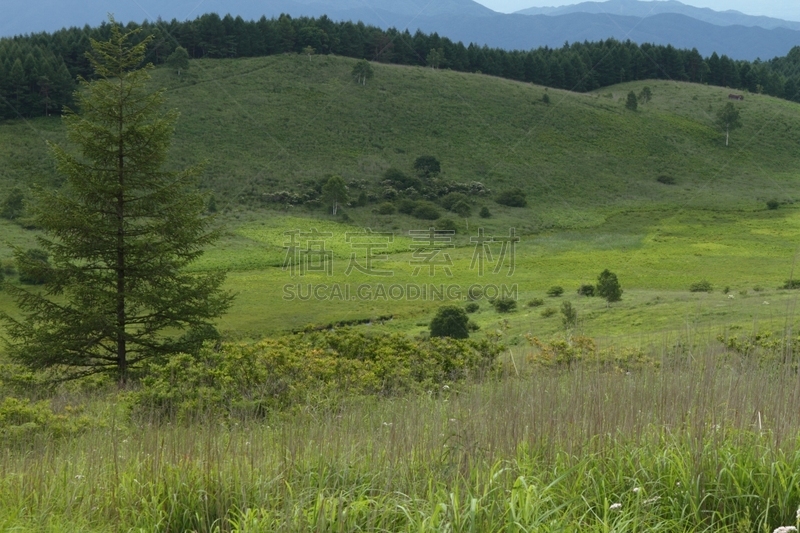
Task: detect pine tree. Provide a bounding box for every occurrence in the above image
[0,20,233,384]
[596,269,623,306]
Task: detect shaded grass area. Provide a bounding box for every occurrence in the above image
[2,344,800,532]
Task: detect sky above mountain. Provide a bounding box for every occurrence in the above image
[475,0,800,20]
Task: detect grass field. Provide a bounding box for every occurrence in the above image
[3,344,800,532]
[3,54,800,533]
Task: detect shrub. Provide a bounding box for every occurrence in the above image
[782,279,800,289]
[689,280,713,292]
[132,331,501,419]
[0,396,93,442]
[440,192,468,211]
[540,307,557,318]
[527,298,544,307]
[412,203,441,220]
[437,218,458,233]
[542,93,550,104]
[376,202,396,215]
[657,175,676,185]
[467,320,480,331]
[451,200,471,217]
[491,297,517,313]
[577,284,595,297]
[464,302,480,313]
[413,155,441,178]
[479,206,491,218]
[767,199,780,210]
[430,305,470,339]
[384,168,422,191]
[546,286,564,297]
[496,188,527,207]
[397,199,418,214]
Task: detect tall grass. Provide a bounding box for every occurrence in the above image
[2,336,800,532]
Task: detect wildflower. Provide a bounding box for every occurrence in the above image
[610,503,622,511]
[75,474,84,480]
[632,487,641,493]
[773,527,797,533]
[442,385,450,391]
[763,301,770,305]
[382,422,393,427]
[449,418,457,423]
[728,294,734,299]
[643,496,661,505]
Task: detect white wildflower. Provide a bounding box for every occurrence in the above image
[728,294,734,299]
[442,384,450,391]
[75,474,84,480]
[609,503,622,511]
[763,301,770,305]
[382,422,393,427]
[632,487,641,493]
[643,496,661,505]
[773,527,797,533]
[449,418,457,423]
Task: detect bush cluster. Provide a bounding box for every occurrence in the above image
[130,330,501,420]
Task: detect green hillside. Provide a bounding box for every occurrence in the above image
[1,54,800,339]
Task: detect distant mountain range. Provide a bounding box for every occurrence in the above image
[516,0,800,31]
[3,0,800,61]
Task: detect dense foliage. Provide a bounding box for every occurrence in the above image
[3,13,800,120]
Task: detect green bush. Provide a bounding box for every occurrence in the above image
[440,192,468,211]
[0,396,92,442]
[577,284,595,296]
[451,200,471,217]
[464,302,480,313]
[437,218,458,233]
[467,320,480,331]
[412,203,441,220]
[397,199,418,214]
[491,297,517,313]
[540,307,557,318]
[479,206,491,218]
[384,168,422,191]
[657,175,676,185]
[376,202,396,215]
[546,286,564,297]
[767,199,780,210]
[542,93,550,104]
[413,155,441,178]
[527,298,544,307]
[783,279,800,289]
[131,331,501,420]
[689,280,713,292]
[430,305,469,339]
[496,188,527,207]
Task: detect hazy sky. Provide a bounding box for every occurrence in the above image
[473,0,800,20]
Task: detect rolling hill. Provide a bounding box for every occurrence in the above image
[2,54,800,336]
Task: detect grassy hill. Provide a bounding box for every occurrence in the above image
[1,54,800,340]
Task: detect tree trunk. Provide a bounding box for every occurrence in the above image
[116,87,127,386]
[726,127,729,146]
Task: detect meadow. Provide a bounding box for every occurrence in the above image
[2,54,800,532]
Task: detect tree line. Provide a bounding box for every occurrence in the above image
[2,12,800,120]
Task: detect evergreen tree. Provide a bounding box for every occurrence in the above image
[625,91,638,111]
[596,269,623,306]
[0,21,233,384]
